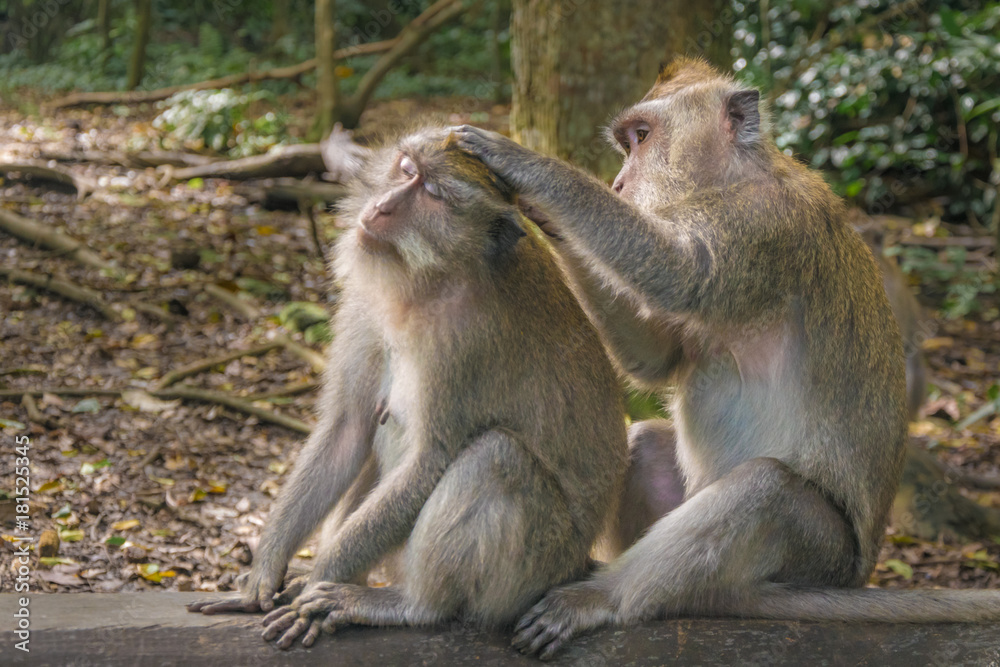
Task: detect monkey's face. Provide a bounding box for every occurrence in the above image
[350,130,521,275]
[606,58,764,208]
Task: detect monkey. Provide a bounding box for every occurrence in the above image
[850,213,929,420]
[603,217,932,567]
[453,58,1000,660]
[188,128,628,650]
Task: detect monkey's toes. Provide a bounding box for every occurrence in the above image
[512,614,572,659]
[187,597,259,615]
[275,616,313,650]
[262,605,296,627]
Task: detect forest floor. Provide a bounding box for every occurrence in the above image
[0,94,999,597]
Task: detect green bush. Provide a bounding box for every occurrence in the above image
[734,0,1000,226]
[152,89,289,156]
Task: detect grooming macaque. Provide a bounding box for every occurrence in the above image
[189,129,628,649]
[455,58,1000,659]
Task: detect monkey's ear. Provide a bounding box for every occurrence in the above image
[725,89,761,145]
[487,212,526,259]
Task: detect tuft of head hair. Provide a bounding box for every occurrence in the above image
[644,56,730,101]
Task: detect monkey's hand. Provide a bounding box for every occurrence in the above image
[450,125,540,193]
[186,565,289,615]
[511,582,617,661]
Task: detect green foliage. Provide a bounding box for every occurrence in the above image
[279,301,333,344]
[734,1,1000,226]
[152,89,289,156]
[890,244,997,318]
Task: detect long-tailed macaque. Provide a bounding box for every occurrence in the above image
[188,129,628,649]
[851,214,929,419]
[454,58,1000,659]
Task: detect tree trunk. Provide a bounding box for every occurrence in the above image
[126,0,153,90]
[313,0,341,139]
[98,0,111,52]
[270,0,289,49]
[510,0,733,180]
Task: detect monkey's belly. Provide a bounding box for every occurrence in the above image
[675,355,806,492]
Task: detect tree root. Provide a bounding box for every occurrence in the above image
[0,266,118,319]
[0,209,114,272]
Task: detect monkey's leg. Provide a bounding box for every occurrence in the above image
[604,419,686,556]
[403,429,589,628]
[513,456,855,659]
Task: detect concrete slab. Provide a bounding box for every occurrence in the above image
[0,593,997,666]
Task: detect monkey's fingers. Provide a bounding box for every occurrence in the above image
[275,616,313,650]
[273,575,308,607]
[538,627,575,662]
[261,607,299,641]
[513,604,545,635]
[186,597,260,615]
[301,618,324,648]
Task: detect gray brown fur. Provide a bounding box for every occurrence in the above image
[189,129,627,649]
[454,58,1000,660]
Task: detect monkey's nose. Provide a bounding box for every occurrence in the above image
[612,180,625,194]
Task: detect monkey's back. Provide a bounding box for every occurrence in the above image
[776,156,908,585]
[481,230,629,538]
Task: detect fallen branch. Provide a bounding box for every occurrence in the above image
[0,209,114,272]
[0,388,123,398]
[0,266,118,319]
[38,150,215,169]
[0,385,312,434]
[247,381,320,401]
[167,144,326,181]
[204,284,327,372]
[22,393,58,429]
[48,40,395,110]
[155,342,282,390]
[0,161,95,197]
[150,384,311,433]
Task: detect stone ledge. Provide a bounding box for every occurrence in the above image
[1,593,997,666]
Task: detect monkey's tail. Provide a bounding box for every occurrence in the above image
[738,585,1000,622]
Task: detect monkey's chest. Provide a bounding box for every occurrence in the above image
[373,355,421,472]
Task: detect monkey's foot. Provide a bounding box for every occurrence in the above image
[261,603,324,649]
[187,571,304,615]
[512,583,617,661]
[261,583,406,649]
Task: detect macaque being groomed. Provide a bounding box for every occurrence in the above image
[189,129,628,649]
[454,58,1000,659]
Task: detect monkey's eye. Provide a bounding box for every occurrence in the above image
[619,139,630,156]
[423,180,442,199]
[400,155,418,178]
[636,128,649,143]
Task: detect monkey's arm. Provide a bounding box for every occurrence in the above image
[556,245,685,384]
[309,443,451,584]
[455,129,701,312]
[456,126,797,323]
[189,306,383,614]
